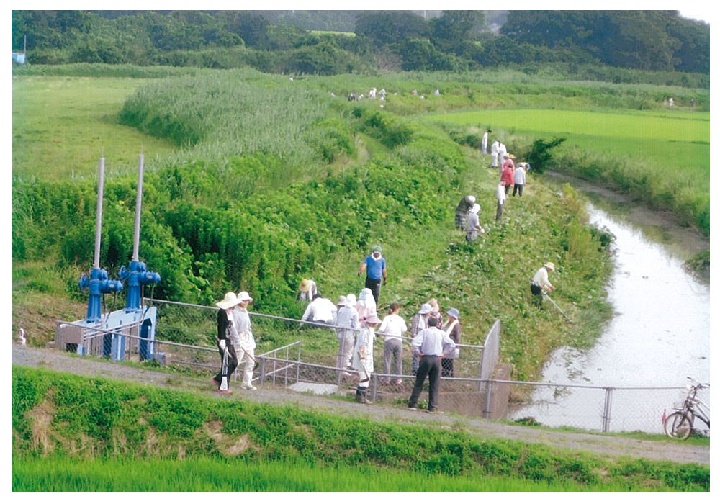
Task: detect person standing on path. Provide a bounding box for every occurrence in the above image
[378,302,408,384]
[501,156,515,195]
[410,303,432,375]
[441,308,462,377]
[407,315,456,413]
[358,245,387,304]
[335,295,360,376]
[490,139,500,169]
[213,292,241,393]
[497,142,508,175]
[481,129,492,155]
[531,262,555,306]
[233,291,258,390]
[352,314,381,404]
[495,181,506,221]
[513,162,527,197]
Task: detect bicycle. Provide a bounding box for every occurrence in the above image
[663,377,710,440]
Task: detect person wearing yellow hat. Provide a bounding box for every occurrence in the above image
[297,278,318,303]
[213,292,242,392]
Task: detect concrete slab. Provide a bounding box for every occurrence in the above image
[288,381,339,395]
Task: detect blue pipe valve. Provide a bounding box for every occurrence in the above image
[79,267,124,323]
[119,260,161,312]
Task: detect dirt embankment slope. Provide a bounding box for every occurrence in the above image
[11,344,710,466]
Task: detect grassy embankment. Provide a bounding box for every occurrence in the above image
[12,66,618,384]
[12,366,710,491]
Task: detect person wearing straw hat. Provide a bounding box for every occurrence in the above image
[213,292,241,393]
[296,278,318,303]
[352,313,381,404]
[441,308,462,377]
[233,291,258,390]
[531,262,556,306]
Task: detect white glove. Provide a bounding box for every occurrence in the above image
[219,339,226,350]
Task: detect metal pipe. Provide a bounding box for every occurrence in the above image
[93,155,105,269]
[132,148,144,262]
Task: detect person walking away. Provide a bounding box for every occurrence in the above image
[378,302,408,384]
[481,129,491,155]
[410,303,432,375]
[353,314,381,404]
[513,162,527,197]
[441,308,462,377]
[407,315,456,413]
[501,155,515,195]
[335,295,360,376]
[455,195,476,230]
[531,262,555,306]
[297,278,318,303]
[465,203,484,242]
[213,292,241,393]
[233,291,258,390]
[301,293,337,326]
[495,181,506,221]
[358,245,387,304]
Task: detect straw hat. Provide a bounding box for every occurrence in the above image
[544,262,555,271]
[216,292,241,310]
[299,279,313,292]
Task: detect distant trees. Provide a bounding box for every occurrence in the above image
[11,10,709,76]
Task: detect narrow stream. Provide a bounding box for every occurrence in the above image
[511,178,710,433]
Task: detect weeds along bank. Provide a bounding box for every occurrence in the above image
[13,66,646,383]
[11,367,710,491]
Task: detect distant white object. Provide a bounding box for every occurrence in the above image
[17,328,26,346]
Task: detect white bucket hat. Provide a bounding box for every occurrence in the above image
[216,292,240,310]
[237,291,253,302]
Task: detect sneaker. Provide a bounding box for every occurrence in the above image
[241,384,257,391]
[216,389,232,394]
[427,409,443,414]
[408,405,418,411]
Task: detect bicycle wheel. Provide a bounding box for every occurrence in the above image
[664,411,694,440]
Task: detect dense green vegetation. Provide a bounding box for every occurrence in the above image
[12,367,710,491]
[12,10,710,77]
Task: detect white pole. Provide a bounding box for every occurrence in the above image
[93,154,105,269]
[132,148,144,262]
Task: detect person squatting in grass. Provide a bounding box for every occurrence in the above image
[233,291,258,390]
[407,314,457,413]
[213,292,241,393]
[378,301,408,384]
[296,278,318,303]
[358,245,387,304]
[353,313,381,404]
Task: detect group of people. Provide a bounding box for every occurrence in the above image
[212,240,557,413]
[213,290,258,393]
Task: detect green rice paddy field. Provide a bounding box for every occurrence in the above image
[429,108,709,174]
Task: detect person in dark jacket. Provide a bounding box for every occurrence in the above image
[213,292,241,393]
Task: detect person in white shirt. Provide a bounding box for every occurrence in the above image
[233,291,257,390]
[407,315,456,413]
[481,129,491,155]
[513,163,527,197]
[496,181,506,221]
[490,140,500,169]
[531,262,555,306]
[301,293,337,326]
[378,302,408,384]
[335,295,360,374]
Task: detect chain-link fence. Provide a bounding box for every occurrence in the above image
[53,298,697,434]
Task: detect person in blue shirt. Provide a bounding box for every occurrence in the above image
[358,245,387,304]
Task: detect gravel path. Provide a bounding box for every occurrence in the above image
[12,344,710,466]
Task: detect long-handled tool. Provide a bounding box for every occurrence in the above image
[544,294,574,324]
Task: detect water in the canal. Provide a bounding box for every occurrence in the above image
[511,179,710,433]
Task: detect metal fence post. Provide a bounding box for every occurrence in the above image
[602,387,614,433]
[483,380,493,419]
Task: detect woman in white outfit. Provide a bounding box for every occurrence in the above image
[352,314,381,404]
[233,291,257,390]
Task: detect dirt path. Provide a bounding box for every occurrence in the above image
[12,344,710,466]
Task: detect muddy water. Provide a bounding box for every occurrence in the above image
[511,176,711,433]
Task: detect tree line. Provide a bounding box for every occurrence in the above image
[11,10,709,76]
